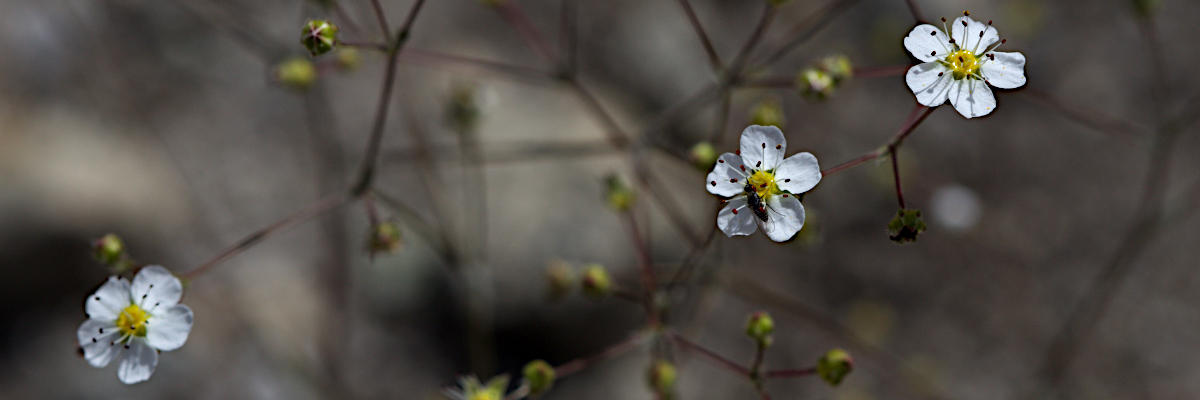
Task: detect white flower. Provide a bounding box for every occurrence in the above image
[903,13,1026,118]
[77,265,194,384]
[443,375,508,400]
[705,125,822,242]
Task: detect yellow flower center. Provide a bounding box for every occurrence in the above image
[747,170,779,199]
[468,390,500,400]
[944,49,980,80]
[116,304,150,337]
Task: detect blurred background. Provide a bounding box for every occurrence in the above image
[1,0,1198,398]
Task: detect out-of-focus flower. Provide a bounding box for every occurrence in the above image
[275,58,317,90]
[336,48,361,71]
[647,360,677,398]
[92,233,126,267]
[930,184,982,231]
[904,12,1026,118]
[745,311,775,347]
[750,97,785,128]
[368,220,403,255]
[706,125,822,242]
[522,359,556,397]
[796,68,835,99]
[604,174,635,212]
[689,141,719,172]
[77,266,194,384]
[545,259,574,301]
[444,375,509,400]
[580,264,612,299]
[301,19,339,56]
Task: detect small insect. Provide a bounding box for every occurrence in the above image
[743,184,769,222]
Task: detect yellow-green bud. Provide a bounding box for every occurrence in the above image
[689,142,718,172]
[820,54,854,82]
[796,68,835,99]
[336,48,360,71]
[580,264,612,299]
[92,234,125,266]
[647,360,677,397]
[445,83,483,134]
[817,349,853,386]
[887,208,926,243]
[745,311,775,347]
[275,58,317,90]
[368,221,403,254]
[301,19,339,57]
[749,97,785,128]
[545,260,574,301]
[604,174,635,212]
[522,360,556,397]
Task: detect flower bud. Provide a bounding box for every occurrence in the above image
[522,359,556,397]
[796,68,835,99]
[820,54,854,82]
[274,58,317,90]
[749,97,785,128]
[887,208,926,243]
[301,19,339,57]
[647,360,677,397]
[336,48,361,71]
[689,142,718,172]
[445,82,483,134]
[368,220,403,255]
[817,348,853,386]
[604,174,635,212]
[92,234,125,266]
[580,264,612,299]
[744,311,775,348]
[545,259,574,301]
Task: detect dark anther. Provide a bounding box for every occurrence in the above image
[941,17,947,22]
[948,38,955,44]
[1001,39,1007,44]
[784,179,791,182]
[938,72,944,77]
[730,178,737,183]
[148,284,153,289]
[740,165,746,171]
[142,294,148,299]
[775,144,782,149]
[760,184,767,189]
[930,30,937,36]
[99,328,104,334]
[958,56,964,62]
[732,209,738,215]
[94,296,100,301]
[735,150,741,155]
[92,338,97,343]
[761,142,766,149]
[962,20,968,27]
[979,31,984,37]
[718,159,725,163]
[988,20,993,25]
[755,161,761,167]
[782,194,789,197]
[710,181,716,186]
[963,10,970,16]
[124,344,130,349]
[154,302,160,307]
[931,51,937,56]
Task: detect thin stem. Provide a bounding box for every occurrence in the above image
[765,368,817,379]
[624,212,659,323]
[560,0,579,73]
[337,39,389,51]
[675,0,723,73]
[368,0,391,39]
[182,192,351,279]
[330,0,364,36]
[821,105,933,177]
[492,1,557,64]
[728,4,777,77]
[554,331,648,378]
[668,332,751,377]
[756,0,861,68]
[903,0,925,23]
[568,79,631,147]
[889,147,905,209]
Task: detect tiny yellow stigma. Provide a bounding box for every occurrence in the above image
[944,49,980,80]
[747,170,779,199]
[116,304,150,337]
[468,391,501,400]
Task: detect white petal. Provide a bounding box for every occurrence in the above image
[705,152,750,197]
[147,304,193,351]
[906,62,953,107]
[948,78,997,118]
[117,338,158,384]
[86,276,131,321]
[760,195,806,242]
[77,319,123,367]
[951,16,998,54]
[903,24,952,62]
[774,152,822,194]
[131,265,183,309]
[717,196,757,237]
[980,51,1026,89]
[738,125,786,172]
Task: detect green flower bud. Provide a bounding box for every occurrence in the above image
[647,360,677,397]
[522,359,556,397]
[820,54,854,82]
[817,348,853,386]
[445,82,483,134]
[545,259,574,301]
[745,311,775,348]
[796,68,835,99]
[750,97,785,128]
[275,58,317,90]
[301,19,339,57]
[689,142,718,172]
[336,48,361,71]
[604,174,635,212]
[368,220,403,255]
[92,234,125,266]
[887,208,926,243]
[580,264,612,299]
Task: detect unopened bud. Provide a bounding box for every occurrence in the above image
[92,234,126,266]
[301,19,339,57]
[689,142,718,172]
[750,97,785,128]
[745,311,775,347]
[274,58,317,90]
[647,360,677,397]
[336,48,361,71]
[445,82,483,134]
[545,260,574,301]
[580,264,612,299]
[604,174,635,212]
[820,54,854,82]
[368,220,403,255]
[796,68,835,99]
[888,208,926,243]
[817,348,853,386]
[522,359,556,397]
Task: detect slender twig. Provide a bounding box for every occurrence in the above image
[492,1,558,64]
[765,368,817,379]
[728,4,777,78]
[368,0,391,39]
[329,0,364,36]
[756,0,861,67]
[560,0,579,73]
[337,39,388,51]
[903,0,925,23]
[181,192,351,279]
[554,331,649,378]
[624,212,660,323]
[889,147,905,209]
[675,0,723,73]
[821,105,933,177]
[568,79,631,147]
[668,332,751,377]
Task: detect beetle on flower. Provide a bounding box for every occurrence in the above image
[706,125,822,242]
[77,265,194,384]
[903,11,1027,118]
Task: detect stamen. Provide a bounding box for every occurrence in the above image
[963,10,970,16]
[730,178,737,183]
[931,50,937,56]
[739,165,746,171]
[710,181,716,186]
[92,337,97,343]
[735,150,740,155]
[718,159,725,163]
[761,142,766,149]
[94,296,100,301]
[775,144,781,150]
[99,328,104,334]
[938,72,944,77]
[732,209,738,215]
[755,161,761,168]
[784,179,791,182]
[782,194,789,197]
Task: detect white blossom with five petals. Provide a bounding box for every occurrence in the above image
[77,265,194,384]
[903,14,1026,118]
[705,125,821,242]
